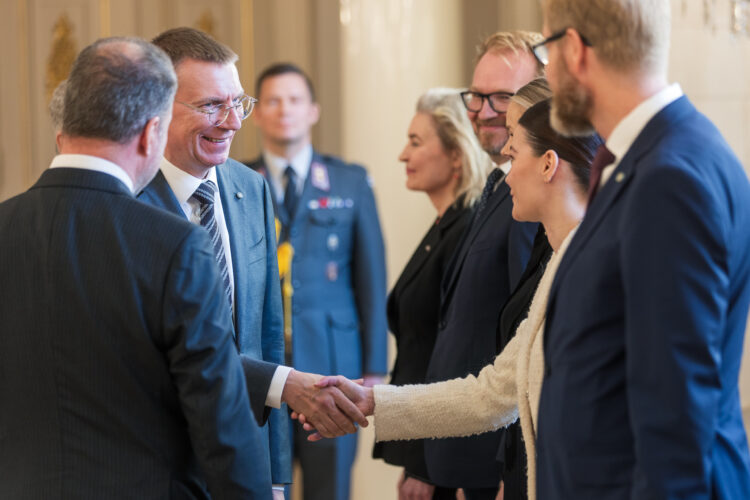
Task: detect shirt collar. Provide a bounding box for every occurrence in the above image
[606,83,683,162]
[498,160,511,175]
[263,144,313,185]
[50,154,135,193]
[159,157,219,204]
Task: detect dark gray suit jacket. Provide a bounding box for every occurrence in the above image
[0,167,271,499]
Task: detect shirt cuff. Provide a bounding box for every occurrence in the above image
[265,365,292,408]
[272,485,285,491]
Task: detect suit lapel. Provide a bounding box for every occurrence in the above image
[442,179,510,303]
[139,170,185,217]
[215,163,242,342]
[548,97,695,312]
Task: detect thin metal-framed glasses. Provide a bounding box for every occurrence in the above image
[459,90,514,114]
[531,28,592,66]
[177,94,258,126]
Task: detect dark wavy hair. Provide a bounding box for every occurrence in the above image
[518,99,603,190]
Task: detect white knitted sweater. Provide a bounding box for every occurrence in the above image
[373,227,577,500]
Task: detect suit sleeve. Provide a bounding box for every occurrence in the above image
[162,228,272,499]
[352,171,388,375]
[259,177,293,484]
[621,164,727,499]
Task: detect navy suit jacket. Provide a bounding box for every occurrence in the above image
[247,152,387,379]
[0,168,271,499]
[139,158,292,484]
[424,178,536,487]
[538,96,750,499]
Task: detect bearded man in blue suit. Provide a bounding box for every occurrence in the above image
[535,0,750,498]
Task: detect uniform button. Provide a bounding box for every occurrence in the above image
[290,229,299,237]
[292,280,301,288]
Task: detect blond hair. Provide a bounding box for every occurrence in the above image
[416,88,494,207]
[476,31,546,77]
[542,0,670,74]
[510,78,552,110]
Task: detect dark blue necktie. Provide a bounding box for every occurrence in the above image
[474,167,504,221]
[283,165,300,220]
[192,180,233,312]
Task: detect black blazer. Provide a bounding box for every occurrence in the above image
[424,177,537,488]
[0,168,271,499]
[373,199,471,479]
[494,226,553,500]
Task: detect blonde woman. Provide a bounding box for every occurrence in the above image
[373,88,492,500]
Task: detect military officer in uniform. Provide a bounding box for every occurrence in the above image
[247,62,388,500]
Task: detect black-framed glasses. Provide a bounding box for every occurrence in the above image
[460,90,514,114]
[177,94,258,126]
[531,28,592,66]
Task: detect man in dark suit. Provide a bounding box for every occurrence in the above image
[247,63,387,500]
[0,36,271,498]
[139,28,368,499]
[536,0,750,498]
[422,32,541,499]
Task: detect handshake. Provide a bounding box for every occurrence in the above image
[283,372,378,441]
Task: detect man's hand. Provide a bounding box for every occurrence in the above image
[292,375,375,441]
[281,370,368,438]
[398,471,434,500]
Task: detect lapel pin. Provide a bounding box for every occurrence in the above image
[425,244,432,252]
[235,192,244,199]
[615,172,625,183]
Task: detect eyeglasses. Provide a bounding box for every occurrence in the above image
[459,90,514,114]
[531,28,592,66]
[177,94,258,126]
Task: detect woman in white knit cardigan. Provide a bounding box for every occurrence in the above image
[302,96,603,500]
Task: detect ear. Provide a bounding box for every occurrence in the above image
[137,116,161,157]
[450,148,462,170]
[562,27,590,79]
[541,149,560,183]
[308,102,321,126]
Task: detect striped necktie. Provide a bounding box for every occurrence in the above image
[474,167,504,221]
[191,180,233,312]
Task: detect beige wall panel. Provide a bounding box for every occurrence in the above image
[29,0,101,181]
[0,0,30,201]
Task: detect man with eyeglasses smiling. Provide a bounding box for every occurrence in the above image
[420,31,543,500]
[139,27,369,500]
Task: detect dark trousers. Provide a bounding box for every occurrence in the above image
[462,486,499,500]
[292,420,357,500]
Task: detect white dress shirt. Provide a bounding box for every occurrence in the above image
[600,83,683,187]
[158,158,290,409]
[262,144,313,202]
[50,154,134,193]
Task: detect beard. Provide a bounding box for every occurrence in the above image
[474,117,508,158]
[550,58,596,138]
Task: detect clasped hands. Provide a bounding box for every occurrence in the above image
[282,371,376,441]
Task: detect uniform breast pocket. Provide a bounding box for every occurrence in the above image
[326,310,362,379]
[305,210,353,257]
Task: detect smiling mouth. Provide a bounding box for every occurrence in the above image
[202,136,230,143]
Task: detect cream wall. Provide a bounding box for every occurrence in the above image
[0,1,749,499]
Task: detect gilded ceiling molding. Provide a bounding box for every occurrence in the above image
[195,10,216,38]
[45,14,77,104]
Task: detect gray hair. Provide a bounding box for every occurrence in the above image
[416,88,494,207]
[49,80,67,131]
[62,37,177,143]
